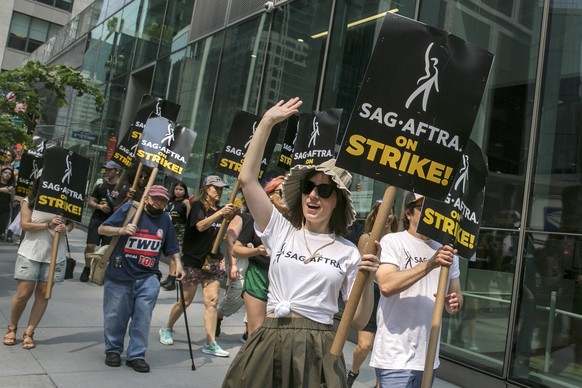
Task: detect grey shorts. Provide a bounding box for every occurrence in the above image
[14,254,65,283]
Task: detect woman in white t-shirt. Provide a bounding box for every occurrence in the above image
[222,98,380,387]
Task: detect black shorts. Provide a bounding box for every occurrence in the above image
[86,217,112,246]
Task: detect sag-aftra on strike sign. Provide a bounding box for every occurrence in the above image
[337,14,493,200]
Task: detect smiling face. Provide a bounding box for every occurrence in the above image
[302,172,337,233]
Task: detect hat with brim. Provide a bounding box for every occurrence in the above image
[103,160,121,170]
[282,159,356,228]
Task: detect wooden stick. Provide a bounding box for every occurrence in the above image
[45,231,61,299]
[421,265,450,388]
[210,179,240,254]
[330,185,397,356]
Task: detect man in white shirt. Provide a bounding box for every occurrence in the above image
[370,192,463,387]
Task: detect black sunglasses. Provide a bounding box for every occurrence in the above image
[301,180,336,198]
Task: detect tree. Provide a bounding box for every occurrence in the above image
[0,61,105,149]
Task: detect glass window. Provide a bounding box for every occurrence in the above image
[152,36,223,190]
[158,0,194,58]
[34,0,74,12]
[520,2,582,386]
[203,16,269,180]
[7,13,29,51]
[417,0,544,380]
[133,0,167,70]
[7,12,62,53]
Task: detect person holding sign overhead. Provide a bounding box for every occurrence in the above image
[222,98,380,387]
[158,175,234,358]
[370,192,462,387]
[98,184,183,373]
[3,180,73,349]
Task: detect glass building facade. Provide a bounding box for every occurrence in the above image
[29,0,582,386]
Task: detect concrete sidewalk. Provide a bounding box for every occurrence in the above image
[0,228,458,388]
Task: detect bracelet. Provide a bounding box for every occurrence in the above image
[117,227,121,235]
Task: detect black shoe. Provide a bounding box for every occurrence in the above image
[160,276,173,287]
[346,370,359,388]
[216,318,222,337]
[126,358,150,373]
[6,236,13,243]
[105,352,121,367]
[163,281,176,291]
[80,266,90,282]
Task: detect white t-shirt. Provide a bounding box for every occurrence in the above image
[18,197,67,264]
[370,231,460,371]
[256,208,361,324]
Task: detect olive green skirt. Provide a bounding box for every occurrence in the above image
[222,317,347,388]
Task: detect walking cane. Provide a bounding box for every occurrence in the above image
[179,280,196,371]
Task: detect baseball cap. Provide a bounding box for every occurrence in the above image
[404,192,424,208]
[148,185,169,200]
[103,160,121,170]
[202,175,229,188]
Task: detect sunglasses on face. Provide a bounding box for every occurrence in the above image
[301,180,336,199]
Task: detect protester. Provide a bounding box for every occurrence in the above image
[80,161,122,282]
[222,98,380,387]
[3,180,72,349]
[98,185,183,373]
[4,149,21,243]
[158,175,234,358]
[0,167,16,240]
[370,192,463,387]
[215,201,247,340]
[347,200,398,387]
[238,175,287,337]
[160,182,190,291]
[114,166,150,210]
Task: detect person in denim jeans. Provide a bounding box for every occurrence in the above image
[98,185,184,373]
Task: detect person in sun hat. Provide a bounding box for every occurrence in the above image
[80,160,123,282]
[97,184,184,373]
[370,191,463,387]
[222,98,380,388]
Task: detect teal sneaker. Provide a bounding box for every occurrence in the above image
[202,341,229,357]
[159,326,174,345]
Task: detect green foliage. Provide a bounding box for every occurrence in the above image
[0,61,105,149]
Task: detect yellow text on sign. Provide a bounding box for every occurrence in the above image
[345,134,454,186]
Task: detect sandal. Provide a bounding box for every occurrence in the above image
[3,326,17,346]
[22,331,35,350]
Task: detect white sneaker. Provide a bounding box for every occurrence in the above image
[202,341,229,357]
[159,326,174,345]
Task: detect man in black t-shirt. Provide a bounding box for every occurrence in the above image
[80,161,122,282]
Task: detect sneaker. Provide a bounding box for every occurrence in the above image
[105,352,121,367]
[215,317,222,337]
[202,341,229,357]
[126,358,150,373]
[6,236,13,243]
[80,266,90,282]
[346,370,359,388]
[468,341,480,352]
[159,326,174,345]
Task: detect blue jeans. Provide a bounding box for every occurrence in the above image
[103,275,159,360]
[375,369,433,388]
